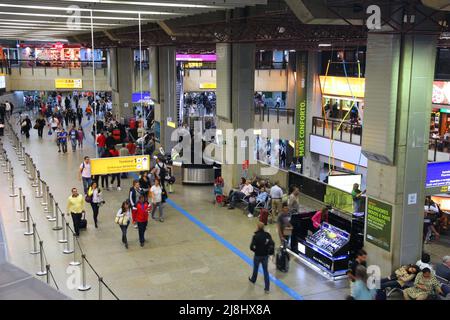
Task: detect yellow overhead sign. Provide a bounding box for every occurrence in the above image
[91,155,150,175]
[199,82,216,89]
[319,76,365,99]
[55,78,83,89]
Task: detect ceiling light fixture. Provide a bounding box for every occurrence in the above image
[0,11,155,21]
[0,19,119,26]
[318,43,332,47]
[61,0,224,9]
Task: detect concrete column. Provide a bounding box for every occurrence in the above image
[149,46,159,103]
[362,33,437,274]
[217,43,255,193]
[157,46,177,151]
[110,47,133,119]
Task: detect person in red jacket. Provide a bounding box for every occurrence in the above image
[136,195,150,247]
[126,141,136,155]
[96,131,106,157]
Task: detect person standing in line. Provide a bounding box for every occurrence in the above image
[269,181,283,218]
[35,114,46,138]
[109,147,122,191]
[347,249,368,282]
[66,187,86,237]
[79,156,92,195]
[150,179,164,222]
[57,127,68,153]
[136,195,150,247]
[249,222,274,294]
[96,131,106,157]
[87,181,103,228]
[69,126,78,152]
[116,201,131,249]
[77,126,85,149]
[129,180,141,229]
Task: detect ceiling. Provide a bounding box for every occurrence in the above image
[0,0,267,41]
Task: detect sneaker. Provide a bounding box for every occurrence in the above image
[248,277,255,284]
[247,213,253,218]
[159,218,164,222]
[134,224,138,229]
[124,243,128,249]
[264,289,270,294]
[228,207,234,210]
[117,187,121,191]
[140,242,144,247]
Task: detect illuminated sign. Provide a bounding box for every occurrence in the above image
[341,161,356,172]
[132,92,151,103]
[91,155,150,175]
[0,75,5,89]
[176,54,216,62]
[440,108,450,113]
[55,78,82,89]
[296,101,307,157]
[426,161,450,188]
[199,82,216,89]
[433,81,450,105]
[185,62,203,68]
[319,76,365,99]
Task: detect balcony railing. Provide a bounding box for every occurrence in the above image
[254,105,295,125]
[0,59,107,74]
[312,116,362,145]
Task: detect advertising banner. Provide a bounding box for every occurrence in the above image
[365,197,392,252]
[55,78,83,89]
[432,81,450,105]
[319,76,366,98]
[295,52,308,159]
[324,185,354,215]
[426,161,450,188]
[91,155,150,175]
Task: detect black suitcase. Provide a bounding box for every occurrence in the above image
[276,246,289,272]
[79,213,87,230]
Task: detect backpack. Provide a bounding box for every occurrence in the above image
[266,237,275,256]
[157,162,167,179]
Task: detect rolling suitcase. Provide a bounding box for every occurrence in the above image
[79,213,87,230]
[276,246,289,272]
[259,208,269,225]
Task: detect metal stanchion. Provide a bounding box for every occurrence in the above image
[46,265,51,285]
[19,196,27,222]
[98,277,103,300]
[7,163,12,180]
[46,193,55,220]
[35,171,43,198]
[52,202,62,231]
[77,254,91,291]
[30,223,40,255]
[36,241,47,276]
[24,207,33,236]
[69,232,81,266]
[63,223,74,254]
[31,164,38,185]
[9,168,18,197]
[3,159,10,174]
[58,214,68,243]
[24,153,30,174]
[20,147,26,166]
[41,182,49,207]
[17,187,24,213]
[17,141,22,157]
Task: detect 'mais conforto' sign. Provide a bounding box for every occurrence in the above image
[90,155,150,175]
[296,101,307,157]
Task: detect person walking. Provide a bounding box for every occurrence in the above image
[136,195,150,247]
[350,265,376,300]
[69,126,78,152]
[129,180,141,229]
[139,172,150,202]
[96,131,106,157]
[21,115,32,139]
[249,222,274,294]
[50,115,59,132]
[87,181,103,228]
[109,147,121,191]
[150,179,164,222]
[35,114,46,138]
[77,126,85,149]
[76,106,83,126]
[116,201,131,249]
[269,181,283,218]
[79,156,92,195]
[66,187,86,237]
[57,127,68,153]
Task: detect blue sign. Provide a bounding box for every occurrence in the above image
[426,161,450,188]
[132,91,151,103]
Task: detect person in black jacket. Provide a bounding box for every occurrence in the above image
[249,222,274,293]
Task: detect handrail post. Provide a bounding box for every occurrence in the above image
[36,241,47,276]
[24,207,33,236]
[19,196,27,222]
[9,168,18,197]
[78,254,91,291]
[17,187,24,213]
[41,183,49,209]
[47,193,56,220]
[52,202,63,231]
[63,223,74,254]
[98,277,103,300]
[58,214,68,243]
[35,171,43,198]
[69,232,81,266]
[30,223,40,254]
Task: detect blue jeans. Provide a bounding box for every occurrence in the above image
[442,284,450,296]
[82,177,92,194]
[250,256,270,291]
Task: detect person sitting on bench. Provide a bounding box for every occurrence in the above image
[228,179,253,210]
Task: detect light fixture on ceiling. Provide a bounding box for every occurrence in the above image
[318,43,332,47]
[0,11,155,21]
[0,19,119,26]
[61,0,224,9]
[277,26,285,34]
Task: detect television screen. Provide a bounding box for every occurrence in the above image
[328,174,362,193]
[0,76,5,89]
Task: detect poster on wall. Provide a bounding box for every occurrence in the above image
[365,197,392,252]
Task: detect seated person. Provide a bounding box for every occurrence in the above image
[228,180,253,210]
[436,256,450,297]
[247,187,268,218]
[380,264,419,290]
[347,249,368,282]
[227,177,246,200]
[416,253,434,272]
[403,268,443,300]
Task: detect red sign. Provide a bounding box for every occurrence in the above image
[432,81,450,105]
[242,160,249,170]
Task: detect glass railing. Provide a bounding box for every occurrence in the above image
[254,105,295,125]
[312,116,362,145]
[0,59,107,73]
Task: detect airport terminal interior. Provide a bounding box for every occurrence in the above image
[0,0,449,301]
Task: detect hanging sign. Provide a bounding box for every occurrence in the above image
[55,78,82,89]
[91,155,150,175]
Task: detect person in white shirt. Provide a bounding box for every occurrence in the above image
[150,179,164,222]
[78,156,92,194]
[116,201,132,249]
[416,253,434,273]
[228,180,254,210]
[270,182,284,218]
[87,181,103,228]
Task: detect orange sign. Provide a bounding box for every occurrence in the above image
[319,76,365,99]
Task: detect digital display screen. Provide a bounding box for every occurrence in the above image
[132,92,151,103]
[0,76,6,89]
[328,174,362,193]
[426,161,450,188]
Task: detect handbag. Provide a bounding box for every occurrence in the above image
[115,215,129,225]
[85,194,93,203]
[48,129,53,136]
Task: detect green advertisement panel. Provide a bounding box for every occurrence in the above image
[365,198,392,252]
[324,185,354,215]
[295,51,308,158]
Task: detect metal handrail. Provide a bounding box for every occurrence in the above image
[312,116,363,145]
[2,59,107,70]
[254,105,295,124]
